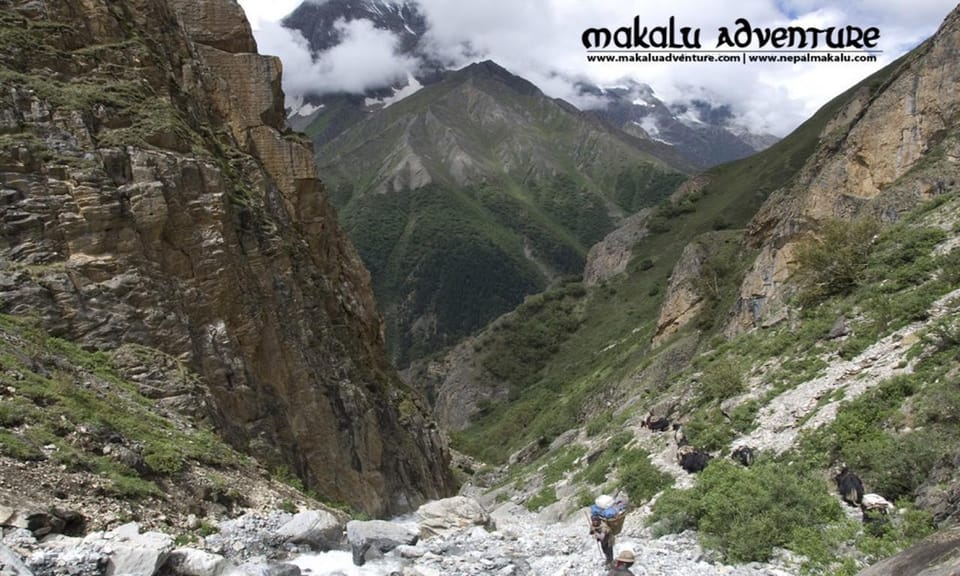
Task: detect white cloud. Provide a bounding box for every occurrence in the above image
[237,0,302,30]
[252,18,419,97]
[237,0,957,135]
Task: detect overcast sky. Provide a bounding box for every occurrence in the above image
[236,0,957,136]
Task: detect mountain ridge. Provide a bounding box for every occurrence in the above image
[319,59,689,364]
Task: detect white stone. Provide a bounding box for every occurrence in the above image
[164,548,234,576]
[102,525,173,576]
[274,510,342,550]
[416,496,489,539]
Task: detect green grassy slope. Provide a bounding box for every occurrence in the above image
[0,315,241,499]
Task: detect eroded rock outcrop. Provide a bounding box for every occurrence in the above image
[652,231,746,346]
[0,0,454,515]
[583,210,651,287]
[652,241,708,346]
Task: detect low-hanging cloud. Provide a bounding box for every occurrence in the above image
[254,17,418,98]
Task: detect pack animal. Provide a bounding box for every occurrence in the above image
[644,412,671,432]
[677,445,711,473]
[731,445,754,467]
[834,466,864,507]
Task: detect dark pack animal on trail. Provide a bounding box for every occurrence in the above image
[731,445,754,467]
[644,412,671,432]
[834,466,864,507]
[677,445,711,473]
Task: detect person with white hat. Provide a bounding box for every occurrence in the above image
[608,548,636,575]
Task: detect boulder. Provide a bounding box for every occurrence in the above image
[392,544,427,559]
[345,520,418,566]
[0,506,21,528]
[162,548,235,576]
[858,526,960,576]
[828,316,850,339]
[99,522,174,576]
[415,497,489,538]
[0,544,33,576]
[273,510,342,550]
[489,502,525,530]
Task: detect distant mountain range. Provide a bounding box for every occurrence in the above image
[577,81,781,168]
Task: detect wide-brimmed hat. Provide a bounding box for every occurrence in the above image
[616,549,636,564]
[595,494,614,508]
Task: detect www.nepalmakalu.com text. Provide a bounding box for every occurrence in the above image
[585,51,879,64]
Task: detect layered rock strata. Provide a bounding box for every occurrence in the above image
[0,0,454,515]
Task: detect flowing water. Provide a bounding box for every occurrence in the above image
[291,549,404,575]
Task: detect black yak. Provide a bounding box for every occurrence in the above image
[644,412,671,432]
[678,445,712,473]
[834,466,864,507]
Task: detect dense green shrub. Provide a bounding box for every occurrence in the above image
[800,371,953,502]
[618,448,672,503]
[481,281,585,389]
[649,460,842,562]
[683,409,736,453]
[612,165,686,213]
[794,218,881,303]
[698,358,744,403]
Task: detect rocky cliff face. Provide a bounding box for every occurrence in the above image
[0,0,454,515]
[727,7,960,333]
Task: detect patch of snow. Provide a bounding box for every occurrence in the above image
[382,74,423,107]
[294,102,323,117]
[363,75,422,109]
[286,94,304,116]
